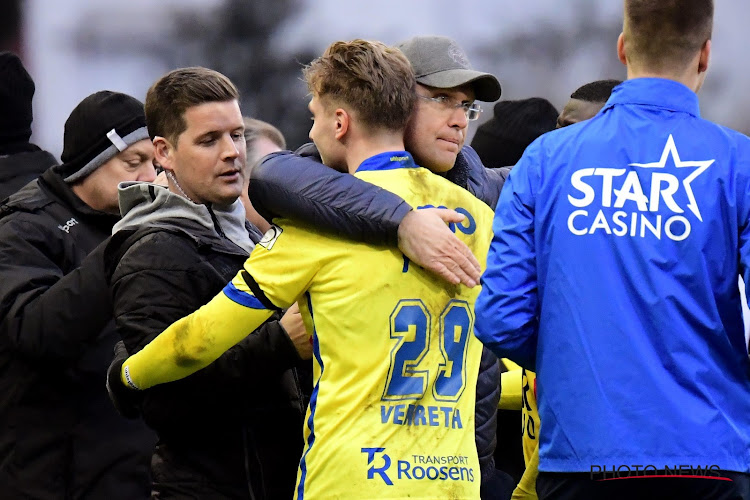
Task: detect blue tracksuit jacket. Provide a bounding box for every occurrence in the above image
[475,78,750,473]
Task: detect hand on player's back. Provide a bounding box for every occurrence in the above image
[398,208,481,287]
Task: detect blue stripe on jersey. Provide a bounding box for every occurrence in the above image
[356,151,417,172]
[222,281,269,310]
[297,292,322,500]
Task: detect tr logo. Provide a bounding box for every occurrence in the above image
[361,447,393,485]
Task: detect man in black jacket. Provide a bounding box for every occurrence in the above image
[0,91,157,499]
[0,52,57,200]
[249,35,512,499]
[105,67,311,499]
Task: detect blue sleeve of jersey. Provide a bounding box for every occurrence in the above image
[248,150,412,245]
[474,142,540,370]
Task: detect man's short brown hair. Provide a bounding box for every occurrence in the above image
[145,67,239,145]
[303,39,416,132]
[624,0,713,71]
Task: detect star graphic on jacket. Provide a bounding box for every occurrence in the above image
[629,134,714,221]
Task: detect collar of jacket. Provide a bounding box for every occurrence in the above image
[113,181,255,254]
[603,78,701,118]
[355,151,416,172]
[38,168,120,228]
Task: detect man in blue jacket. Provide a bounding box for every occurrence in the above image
[475,1,750,499]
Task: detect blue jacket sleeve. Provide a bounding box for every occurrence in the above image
[474,141,541,370]
[249,150,412,245]
[452,146,509,210]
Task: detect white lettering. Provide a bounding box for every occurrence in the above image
[614,172,649,211]
[595,168,626,207]
[649,173,683,213]
[640,214,662,239]
[568,169,596,207]
[568,210,589,235]
[589,210,612,235]
[665,216,691,241]
[612,211,629,236]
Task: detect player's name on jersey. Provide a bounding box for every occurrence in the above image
[380,403,463,428]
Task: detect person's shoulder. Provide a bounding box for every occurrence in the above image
[709,121,750,147]
[267,217,332,248]
[111,226,201,277]
[0,184,62,239]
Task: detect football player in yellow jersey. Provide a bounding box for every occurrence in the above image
[111,40,495,499]
[498,361,539,500]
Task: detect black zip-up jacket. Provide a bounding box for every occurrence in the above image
[0,142,57,201]
[104,183,310,500]
[249,145,505,485]
[0,169,155,499]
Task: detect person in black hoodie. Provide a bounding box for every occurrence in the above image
[0,91,157,498]
[0,52,57,200]
[104,67,312,500]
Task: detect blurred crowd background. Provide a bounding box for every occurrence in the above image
[3,0,750,160]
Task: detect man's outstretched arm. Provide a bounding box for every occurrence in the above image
[119,273,277,390]
[251,150,480,286]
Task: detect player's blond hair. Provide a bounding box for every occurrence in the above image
[303,39,416,132]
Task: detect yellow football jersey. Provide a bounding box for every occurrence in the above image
[499,360,539,500]
[254,155,494,499]
[120,152,495,500]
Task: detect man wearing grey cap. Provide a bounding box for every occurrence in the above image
[247,36,512,499]
[0,91,156,499]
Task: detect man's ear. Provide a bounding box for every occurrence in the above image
[698,39,711,74]
[334,108,349,141]
[617,32,627,66]
[153,137,173,170]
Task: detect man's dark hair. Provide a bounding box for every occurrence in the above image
[145,67,239,145]
[570,80,623,103]
[624,0,713,70]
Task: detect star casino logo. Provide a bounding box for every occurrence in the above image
[566,135,714,242]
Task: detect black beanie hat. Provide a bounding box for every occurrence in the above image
[58,90,149,183]
[0,52,35,144]
[470,97,558,168]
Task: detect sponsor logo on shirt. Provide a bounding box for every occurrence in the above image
[566,135,714,242]
[361,447,475,485]
[417,205,476,235]
[258,224,282,250]
[58,217,78,233]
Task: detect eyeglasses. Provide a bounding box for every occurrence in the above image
[417,94,482,121]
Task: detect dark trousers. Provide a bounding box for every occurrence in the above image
[537,470,750,500]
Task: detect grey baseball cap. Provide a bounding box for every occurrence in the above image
[396,35,501,102]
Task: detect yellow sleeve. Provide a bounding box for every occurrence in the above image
[121,222,320,390]
[121,289,273,390]
[499,369,524,410]
[511,442,539,500]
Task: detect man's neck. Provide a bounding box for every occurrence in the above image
[344,132,406,174]
[70,183,119,215]
[626,56,704,93]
